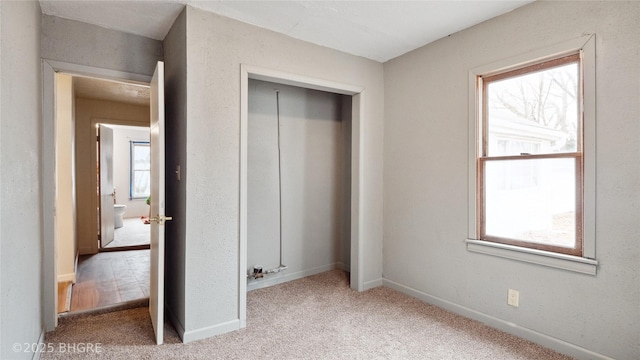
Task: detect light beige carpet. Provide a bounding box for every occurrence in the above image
[42,270,572,359]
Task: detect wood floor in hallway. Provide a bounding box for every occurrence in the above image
[70,249,149,312]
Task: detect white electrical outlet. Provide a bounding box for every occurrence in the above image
[507,289,519,307]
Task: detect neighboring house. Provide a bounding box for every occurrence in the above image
[1,1,638,360]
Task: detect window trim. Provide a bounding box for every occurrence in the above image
[129,140,151,199]
[467,34,597,274]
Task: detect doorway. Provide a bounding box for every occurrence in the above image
[43,60,155,329]
[246,79,352,291]
[239,65,366,328]
[64,75,152,314]
[97,123,151,251]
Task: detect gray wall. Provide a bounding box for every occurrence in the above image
[247,80,351,288]
[340,96,352,268]
[0,1,43,358]
[174,6,383,342]
[382,1,639,359]
[41,15,162,76]
[162,7,188,337]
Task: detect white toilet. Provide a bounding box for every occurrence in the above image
[114,204,127,229]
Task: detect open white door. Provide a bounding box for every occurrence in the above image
[98,125,115,248]
[149,61,168,345]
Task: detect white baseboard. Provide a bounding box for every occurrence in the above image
[363,278,383,290]
[57,272,76,283]
[182,319,240,344]
[247,262,345,291]
[166,303,240,344]
[382,278,613,360]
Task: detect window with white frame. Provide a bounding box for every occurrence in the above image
[467,35,597,274]
[130,141,150,199]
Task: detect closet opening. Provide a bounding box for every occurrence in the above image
[240,65,366,328]
[246,79,352,291]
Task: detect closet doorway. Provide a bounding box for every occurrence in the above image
[246,79,352,290]
[240,65,366,327]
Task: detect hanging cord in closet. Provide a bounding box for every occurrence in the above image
[268,90,287,274]
[249,89,288,279]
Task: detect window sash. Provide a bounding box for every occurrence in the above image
[480,53,582,158]
[477,153,583,256]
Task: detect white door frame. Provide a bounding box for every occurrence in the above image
[42,59,151,331]
[93,119,149,252]
[239,64,366,327]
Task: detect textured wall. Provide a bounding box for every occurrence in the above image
[383,1,640,359]
[247,79,351,288]
[162,6,188,337]
[41,15,162,76]
[0,1,43,358]
[181,5,383,339]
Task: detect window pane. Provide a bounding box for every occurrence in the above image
[130,142,150,198]
[484,158,576,248]
[486,62,579,156]
[133,145,150,170]
[133,170,150,198]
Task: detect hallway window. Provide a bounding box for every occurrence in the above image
[130,141,150,199]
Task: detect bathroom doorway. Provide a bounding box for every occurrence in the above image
[97,123,151,251]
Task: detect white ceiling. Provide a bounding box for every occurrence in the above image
[74,76,150,106]
[40,0,533,63]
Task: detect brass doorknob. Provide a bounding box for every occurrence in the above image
[149,215,173,225]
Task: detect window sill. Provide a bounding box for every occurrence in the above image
[466,239,598,275]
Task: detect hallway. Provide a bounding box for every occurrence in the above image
[69,250,149,312]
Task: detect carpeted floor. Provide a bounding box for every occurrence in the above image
[42,270,572,359]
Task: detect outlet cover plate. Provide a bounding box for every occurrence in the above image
[508,289,519,307]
